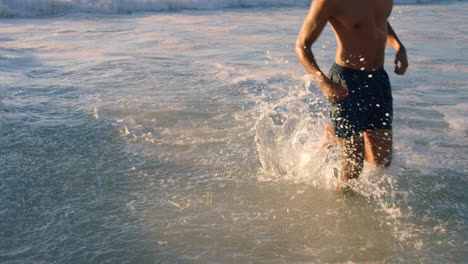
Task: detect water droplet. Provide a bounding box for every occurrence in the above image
[157,241,168,246]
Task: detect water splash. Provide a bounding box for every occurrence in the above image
[250,54,421,251]
[252,67,341,187]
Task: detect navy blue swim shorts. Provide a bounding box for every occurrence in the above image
[328,63,393,138]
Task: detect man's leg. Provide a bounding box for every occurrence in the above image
[319,123,337,150]
[363,129,392,167]
[336,134,365,181]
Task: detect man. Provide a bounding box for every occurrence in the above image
[295,0,408,181]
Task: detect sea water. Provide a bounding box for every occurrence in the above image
[0,0,466,263]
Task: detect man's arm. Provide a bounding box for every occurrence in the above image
[387,22,408,75]
[295,0,348,102]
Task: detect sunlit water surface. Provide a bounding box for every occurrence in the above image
[1,2,467,263]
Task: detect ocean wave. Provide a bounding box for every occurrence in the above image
[0,0,454,18]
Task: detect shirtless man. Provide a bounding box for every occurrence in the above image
[295,0,408,181]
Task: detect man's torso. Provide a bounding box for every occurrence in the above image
[328,0,393,70]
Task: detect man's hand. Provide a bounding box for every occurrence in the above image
[321,79,349,102]
[394,47,408,75]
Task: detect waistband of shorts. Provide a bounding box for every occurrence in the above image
[330,63,385,75]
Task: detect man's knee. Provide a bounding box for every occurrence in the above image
[343,157,364,180]
[365,154,391,168]
[338,135,365,181]
[364,130,392,168]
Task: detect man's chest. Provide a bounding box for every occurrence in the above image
[333,0,393,27]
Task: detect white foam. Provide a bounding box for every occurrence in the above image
[438,103,468,131]
[0,0,446,17]
[0,0,305,17]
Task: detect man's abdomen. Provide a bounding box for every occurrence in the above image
[331,24,388,71]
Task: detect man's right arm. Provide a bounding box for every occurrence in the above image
[387,22,408,75]
[295,0,348,102]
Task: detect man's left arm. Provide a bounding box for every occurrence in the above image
[387,22,408,75]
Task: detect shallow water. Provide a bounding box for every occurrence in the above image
[1,2,467,263]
